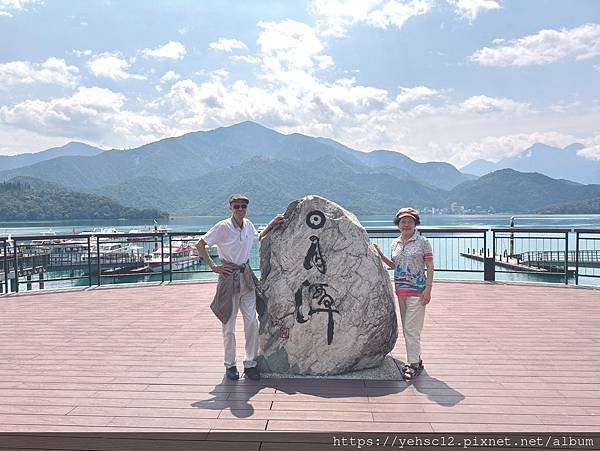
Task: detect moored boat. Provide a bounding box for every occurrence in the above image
[143,244,200,271]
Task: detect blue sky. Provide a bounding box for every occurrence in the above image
[1,0,599,168]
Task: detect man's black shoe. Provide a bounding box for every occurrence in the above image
[244,366,260,381]
[225,366,239,380]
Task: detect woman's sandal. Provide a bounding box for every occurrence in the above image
[401,360,424,380]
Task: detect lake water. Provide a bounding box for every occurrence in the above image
[2,214,600,290]
[3,213,600,235]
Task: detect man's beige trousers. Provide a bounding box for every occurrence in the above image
[222,283,259,369]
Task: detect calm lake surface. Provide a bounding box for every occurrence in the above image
[3,213,600,235]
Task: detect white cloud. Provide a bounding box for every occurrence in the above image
[141,41,187,60]
[257,19,333,82]
[87,53,146,80]
[577,144,600,160]
[0,124,72,155]
[0,57,79,88]
[209,38,248,52]
[0,86,169,146]
[0,0,41,17]
[152,73,394,135]
[311,0,431,37]
[73,49,92,57]
[231,55,260,64]
[0,87,125,137]
[212,69,229,80]
[471,23,600,67]
[456,95,530,114]
[447,0,500,21]
[577,136,600,160]
[159,70,180,83]
[395,86,439,105]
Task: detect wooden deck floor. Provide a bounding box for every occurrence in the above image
[0,280,599,434]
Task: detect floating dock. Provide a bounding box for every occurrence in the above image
[460,251,587,276]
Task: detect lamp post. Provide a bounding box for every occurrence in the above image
[509,216,515,257]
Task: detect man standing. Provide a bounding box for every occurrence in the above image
[195,194,285,381]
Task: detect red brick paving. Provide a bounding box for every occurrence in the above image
[0,280,599,434]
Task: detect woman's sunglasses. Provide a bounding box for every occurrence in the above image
[232,204,248,210]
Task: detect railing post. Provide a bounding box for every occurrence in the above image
[13,239,19,293]
[564,231,569,285]
[96,235,101,286]
[87,236,92,287]
[2,240,7,294]
[160,234,165,283]
[575,231,580,285]
[484,230,495,281]
[169,234,173,283]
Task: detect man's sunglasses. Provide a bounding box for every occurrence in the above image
[232,204,247,210]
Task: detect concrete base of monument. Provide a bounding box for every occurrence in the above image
[258,354,405,380]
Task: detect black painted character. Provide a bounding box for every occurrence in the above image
[293,280,339,345]
[306,210,326,229]
[303,235,326,274]
[294,280,312,324]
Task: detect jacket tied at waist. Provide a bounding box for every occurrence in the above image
[210,259,262,323]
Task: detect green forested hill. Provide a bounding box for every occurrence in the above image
[449,169,600,212]
[0,180,168,220]
[89,156,448,215]
[537,198,600,214]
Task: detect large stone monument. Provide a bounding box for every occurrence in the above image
[258,195,398,375]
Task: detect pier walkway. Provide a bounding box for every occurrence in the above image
[0,281,599,438]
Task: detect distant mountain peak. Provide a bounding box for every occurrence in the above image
[0,141,104,172]
[529,142,553,150]
[63,141,92,147]
[218,120,274,132]
[460,142,600,184]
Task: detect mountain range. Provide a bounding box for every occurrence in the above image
[461,143,600,185]
[0,121,472,191]
[0,142,103,172]
[1,121,600,216]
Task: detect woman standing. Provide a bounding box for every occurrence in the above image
[374,207,434,380]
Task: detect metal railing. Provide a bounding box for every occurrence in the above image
[575,229,600,285]
[2,227,600,294]
[492,228,572,284]
[369,227,488,276]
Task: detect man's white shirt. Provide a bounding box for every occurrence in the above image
[202,217,259,265]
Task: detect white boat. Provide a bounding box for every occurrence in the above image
[78,227,122,237]
[47,238,89,265]
[91,227,123,239]
[30,229,65,247]
[171,235,219,257]
[144,244,200,271]
[52,238,89,254]
[81,242,141,262]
